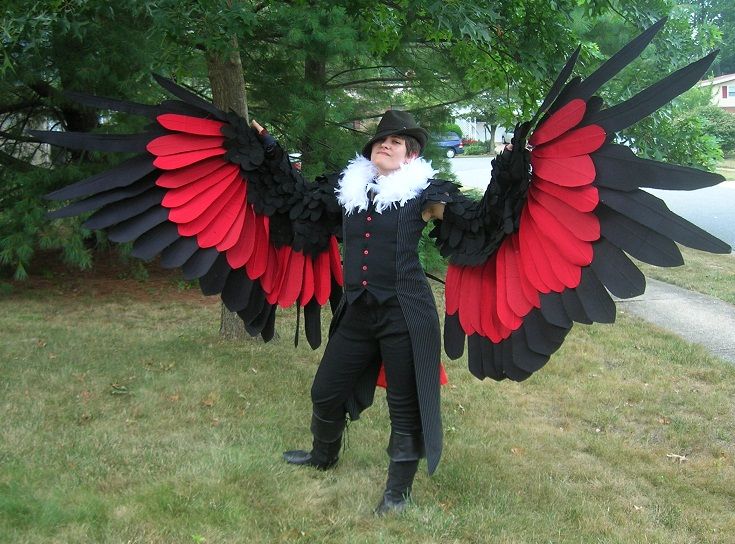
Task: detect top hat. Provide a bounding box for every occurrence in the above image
[361,110,429,159]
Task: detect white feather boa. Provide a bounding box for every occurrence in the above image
[336,155,438,215]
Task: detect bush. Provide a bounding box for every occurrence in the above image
[695,106,735,154]
[440,123,463,138]
[463,142,494,155]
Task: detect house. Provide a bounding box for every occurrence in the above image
[697,73,735,113]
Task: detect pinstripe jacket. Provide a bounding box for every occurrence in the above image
[333,176,450,475]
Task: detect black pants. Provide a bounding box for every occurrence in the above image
[311,293,421,434]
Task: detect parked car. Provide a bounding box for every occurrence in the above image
[434,132,465,158]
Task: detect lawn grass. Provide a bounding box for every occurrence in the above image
[716,156,735,180]
[1,269,734,543]
[637,246,735,305]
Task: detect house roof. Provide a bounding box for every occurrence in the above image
[698,73,735,87]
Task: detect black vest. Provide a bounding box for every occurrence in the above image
[343,199,400,303]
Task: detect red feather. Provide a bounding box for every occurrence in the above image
[176,177,241,237]
[518,218,552,294]
[480,255,509,342]
[529,186,600,241]
[246,215,270,280]
[168,169,239,224]
[458,266,481,334]
[226,204,256,268]
[263,246,281,303]
[328,236,344,286]
[279,249,305,307]
[196,183,246,247]
[503,238,537,318]
[313,250,331,306]
[147,133,224,156]
[157,157,229,188]
[520,208,565,291]
[533,176,599,212]
[445,264,461,315]
[529,99,587,146]
[156,114,225,136]
[527,192,593,266]
[216,188,247,251]
[512,235,541,309]
[495,244,523,330]
[153,148,225,170]
[529,211,583,289]
[162,163,239,208]
[531,154,596,187]
[300,255,315,306]
[532,125,606,158]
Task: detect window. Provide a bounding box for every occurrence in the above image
[729,85,735,98]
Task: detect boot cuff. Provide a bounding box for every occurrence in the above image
[310,412,346,443]
[387,431,425,462]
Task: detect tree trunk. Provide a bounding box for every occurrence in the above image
[489,124,498,147]
[206,38,250,340]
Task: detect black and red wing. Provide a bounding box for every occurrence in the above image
[34,76,343,348]
[439,20,731,381]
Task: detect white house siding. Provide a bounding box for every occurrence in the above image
[698,74,735,113]
[455,118,511,143]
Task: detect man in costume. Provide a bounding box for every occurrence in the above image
[254,111,462,515]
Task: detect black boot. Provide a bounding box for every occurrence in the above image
[375,431,424,516]
[283,413,345,470]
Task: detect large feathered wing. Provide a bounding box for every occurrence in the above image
[437,19,732,381]
[33,75,343,348]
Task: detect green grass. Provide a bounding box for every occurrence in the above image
[1,272,734,543]
[637,246,735,305]
[716,156,735,180]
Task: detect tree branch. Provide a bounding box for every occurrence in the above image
[325,65,403,84]
[0,99,44,115]
[326,77,417,89]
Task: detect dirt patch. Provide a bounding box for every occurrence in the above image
[2,249,216,305]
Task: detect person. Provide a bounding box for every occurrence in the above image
[252,110,459,515]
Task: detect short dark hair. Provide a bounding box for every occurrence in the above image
[401,134,421,157]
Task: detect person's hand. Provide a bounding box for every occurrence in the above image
[250,119,277,152]
[251,119,265,134]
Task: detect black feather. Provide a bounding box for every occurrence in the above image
[160,236,200,268]
[575,267,616,324]
[106,206,168,243]
[45,155,155,201]
[130,222,180,261]
[182,247,220,280]
[590,239,646,299]
[198,254,232,296]
[597,204,683,266]
[152,74,225,120]
[48,175,156,219]
[83,187,164,230]
[443,312,466,359]
[599,187,730,253]
[222,271,254,313]
[585,51,719,133]
[593,144,725,192]
[304,300,322,349]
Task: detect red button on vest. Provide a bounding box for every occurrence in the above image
[362,265,368,271]
[361,280,368,286]
[365,232,371,238]
[363,249,369,255]
[366,216,373,222]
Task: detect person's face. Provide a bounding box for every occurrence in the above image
[370,135,415,175]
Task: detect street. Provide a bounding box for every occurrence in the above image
[449,156,735,249]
